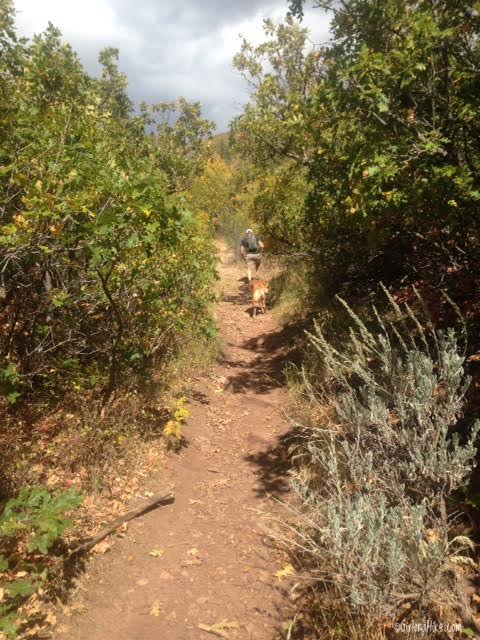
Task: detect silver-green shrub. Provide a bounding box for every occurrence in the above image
[290,290,479,630]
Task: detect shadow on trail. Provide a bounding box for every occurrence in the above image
[219,323,301,394]
[245,427,301,499]
[221,291,249,306]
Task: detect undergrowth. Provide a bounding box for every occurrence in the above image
[0,320,217,638]
[283,288,480,639]
[265,259,313,325]
[0,487,83,638]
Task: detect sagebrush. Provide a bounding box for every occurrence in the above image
[287,290,479,637]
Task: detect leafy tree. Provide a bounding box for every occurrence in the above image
[151,98,215,194]
[232,17,320,169]
[0,3,216,411]
[233,2,480,293]
[97,46,133,119]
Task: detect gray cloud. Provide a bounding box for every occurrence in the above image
[14,0,331,131]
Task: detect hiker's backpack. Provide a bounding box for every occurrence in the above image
[244,234,260,253]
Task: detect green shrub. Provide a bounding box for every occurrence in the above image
[0,486,82,637]
[0,8,216,409]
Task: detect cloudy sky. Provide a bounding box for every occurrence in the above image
[13,0,332,131]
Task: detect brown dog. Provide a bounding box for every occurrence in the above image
[249,279,269,317]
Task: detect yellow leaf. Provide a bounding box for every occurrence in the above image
[198,620,240,638]
[275,563,295,580]
[149,600,162,617]
[14,214,27,227]
[149,549,165,558]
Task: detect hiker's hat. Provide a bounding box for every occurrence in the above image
[245,228,253,234]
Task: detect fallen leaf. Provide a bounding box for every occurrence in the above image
[45,611,57,626]
[275,563,295,580]
[137,578,149,587]
[182,547,202,565]
[149,600,162,617]
[82,495,96,509]
[46,473,60,488]
[93,540,111,554]
[198,620,240,638]
[149,549,165,558]
[181,558,202,566]
[144,491,154,498]
[22,624,42,638]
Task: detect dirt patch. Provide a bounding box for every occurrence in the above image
[53,241,296,640]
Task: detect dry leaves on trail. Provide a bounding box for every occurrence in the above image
[275,563,295,580]
[92,540,111,554]
[149,548,165,558]
[198,620,240,638]
[149,600,163,617]
[181,547,202,566]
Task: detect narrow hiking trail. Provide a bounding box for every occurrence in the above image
[54,242,295,640]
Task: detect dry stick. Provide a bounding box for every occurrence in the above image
[67,490,174,559]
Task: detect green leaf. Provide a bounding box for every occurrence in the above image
[0,610,20,638]
[6,391,21,405]
[6,579,35,598]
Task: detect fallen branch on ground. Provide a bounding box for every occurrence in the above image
[67,489,174,559]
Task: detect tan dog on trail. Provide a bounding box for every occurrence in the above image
[249,279,269,317]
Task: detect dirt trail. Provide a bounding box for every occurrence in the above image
[55,242,294,640]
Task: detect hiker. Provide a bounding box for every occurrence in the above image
[240,228,264,281]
